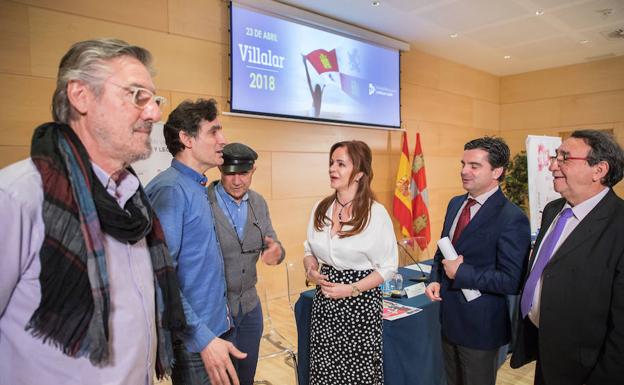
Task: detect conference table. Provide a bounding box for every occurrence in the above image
[294,264,446,385]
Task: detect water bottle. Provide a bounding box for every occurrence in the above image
[382,280,392,297]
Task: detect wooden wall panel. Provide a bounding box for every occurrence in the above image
[501,56,624,103]
[168,0,228,43]
[338,127,392,154]
[271,152,332,200]
[0,145,30,168]
[402,84,473,126]
[28,8,226,97]
[0,74,55,145]
[559,90,624,126]
[17,0,169,32]
[437,59,499,103]
[268,196,320,249]
[220,115,341,153]
[401,50,440,90]
[402,49,499,103]
[426,156,462,189]
[371,154,393,193]
[473,99,499,131]
[500,99,561,131]
[0,1,30,76]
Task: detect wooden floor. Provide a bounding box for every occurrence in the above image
[158,295,536,385]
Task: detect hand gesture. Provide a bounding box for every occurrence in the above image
[260,236,282,265]
[319,281,351,299]
[200,337,247,385]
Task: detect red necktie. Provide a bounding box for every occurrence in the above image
[452,198,477,245]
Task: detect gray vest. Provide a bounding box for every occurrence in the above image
[207,182,285,317]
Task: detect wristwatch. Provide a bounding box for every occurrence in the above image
[350,284,361,297]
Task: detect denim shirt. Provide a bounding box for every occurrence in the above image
[146,159,230,353]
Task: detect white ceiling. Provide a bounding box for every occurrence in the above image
[278,0,624,76]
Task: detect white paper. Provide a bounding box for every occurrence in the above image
[405,282,426,298]
[437,237,458,260]
[436,237,482,302]
[404,263,432,274]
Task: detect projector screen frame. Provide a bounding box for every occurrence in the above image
[228,0,405,130]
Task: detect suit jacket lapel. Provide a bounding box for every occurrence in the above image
[549,190,616,264]
[455,189,505,246]
[443,194,466,237]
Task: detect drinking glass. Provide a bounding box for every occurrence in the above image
[392,273,403,295]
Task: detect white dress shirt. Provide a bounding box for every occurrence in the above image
[449,186,500,241]
[0,159,156,385]
[304,200,398,281]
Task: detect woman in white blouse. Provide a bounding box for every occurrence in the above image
[303,140,398,385]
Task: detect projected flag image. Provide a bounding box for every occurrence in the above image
[230,4,400,128]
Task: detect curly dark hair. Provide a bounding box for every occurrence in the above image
[164,98,219,156]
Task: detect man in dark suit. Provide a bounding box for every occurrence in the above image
[511,130,624,385]
[425,137,531,385]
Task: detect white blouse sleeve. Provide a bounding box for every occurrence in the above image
[369,203,398,281]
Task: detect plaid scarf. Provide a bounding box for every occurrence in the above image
[28,122,186,378]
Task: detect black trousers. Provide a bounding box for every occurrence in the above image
[441,336,499,385]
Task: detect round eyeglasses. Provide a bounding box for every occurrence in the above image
[110,82,167,109]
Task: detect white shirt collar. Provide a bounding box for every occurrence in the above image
[469,185,499,206]
[564,187,609,222]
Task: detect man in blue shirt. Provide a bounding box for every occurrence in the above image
[146,98,246,385]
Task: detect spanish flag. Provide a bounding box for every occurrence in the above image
[393,132,413,237]
[410,133,431,250]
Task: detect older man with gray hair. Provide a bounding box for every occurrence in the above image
[0,38,185,385]
[512,130,624,385]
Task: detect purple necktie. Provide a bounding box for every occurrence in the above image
[520,208,574,318]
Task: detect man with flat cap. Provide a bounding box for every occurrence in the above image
[207,142,285,385]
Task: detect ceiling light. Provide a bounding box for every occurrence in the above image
[535,10,544,16]
[372,1,380,6]
[580,39,590,44]
[504,55,511,60]
[450,33,458,38]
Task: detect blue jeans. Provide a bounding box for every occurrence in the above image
[171,338,212,385]
[171,328,236,385]
[226,303,264,385]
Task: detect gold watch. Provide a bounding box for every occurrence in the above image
[350,284,361,297]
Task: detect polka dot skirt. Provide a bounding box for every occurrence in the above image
[309,265,383,385]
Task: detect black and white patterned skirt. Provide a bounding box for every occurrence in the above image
[309,264,383,385]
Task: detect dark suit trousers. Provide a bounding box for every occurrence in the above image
[442,336,499,385]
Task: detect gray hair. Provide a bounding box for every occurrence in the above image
[52,38,154,124]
